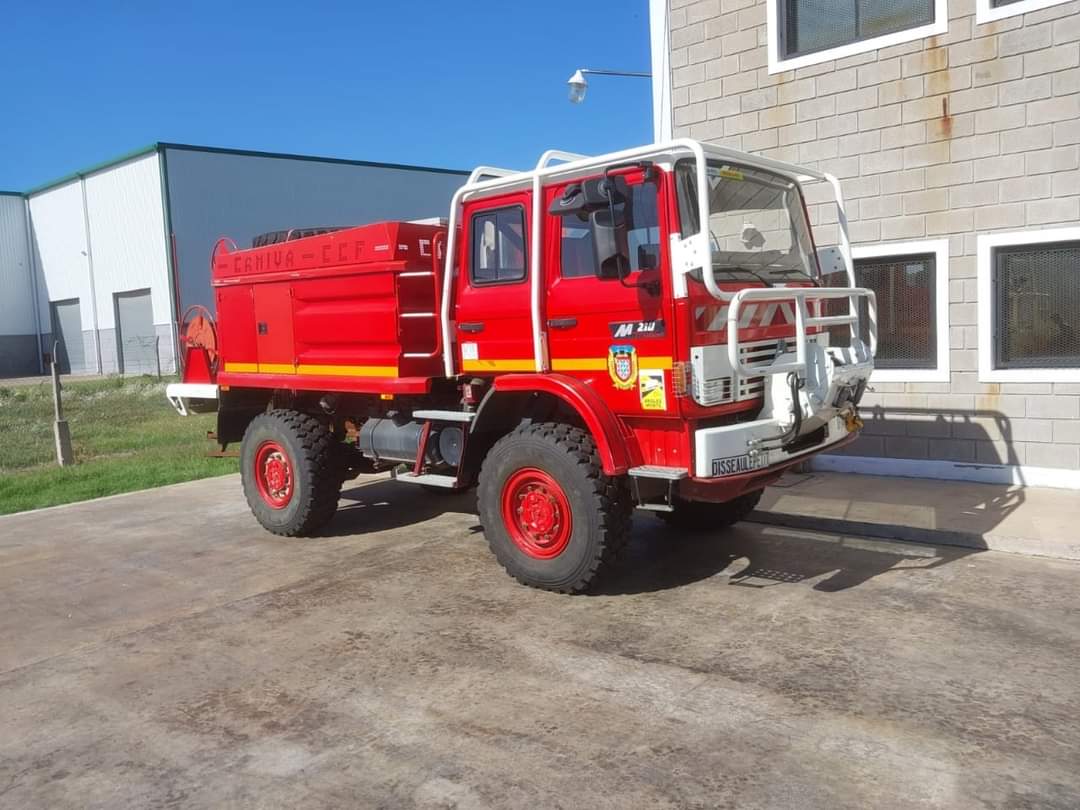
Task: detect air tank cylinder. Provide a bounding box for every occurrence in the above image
[357,417,464,469]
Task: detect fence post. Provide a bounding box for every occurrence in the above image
[52,341,74,467]
[154,335,162,380]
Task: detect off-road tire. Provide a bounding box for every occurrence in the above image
[240,409,342,536]
[660,489,763,533]
[477,422,633,594]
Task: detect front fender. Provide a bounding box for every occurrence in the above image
[474,373,635,476]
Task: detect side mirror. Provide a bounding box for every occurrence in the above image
[637,244,659,271]
[590,207,629,279]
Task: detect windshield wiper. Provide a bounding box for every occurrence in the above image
[712,266,776,287]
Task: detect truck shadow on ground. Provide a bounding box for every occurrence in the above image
[325,477,478,537]
[595,517,983,596]
[328,477,984,597]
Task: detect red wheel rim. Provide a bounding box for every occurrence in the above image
[254,440,293,509]
[501,467,573,559]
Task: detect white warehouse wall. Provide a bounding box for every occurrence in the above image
[84,152,171,374]
[0,193,39,376]
[28,152,172,375]
[28,179,96,375]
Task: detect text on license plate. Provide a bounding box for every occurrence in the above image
[711,452,769,477]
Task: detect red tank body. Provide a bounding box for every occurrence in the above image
[212,221,446,395]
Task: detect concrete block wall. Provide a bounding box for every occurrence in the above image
[667,0,1080,473]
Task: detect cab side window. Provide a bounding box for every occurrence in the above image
[559,182,661,279]
[471,206,527,285]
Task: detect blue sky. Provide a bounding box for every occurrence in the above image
[0,1,654,191]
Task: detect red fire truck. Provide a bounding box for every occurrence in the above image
[167,139,877,593]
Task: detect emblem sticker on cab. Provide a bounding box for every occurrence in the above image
[607,344,638,390]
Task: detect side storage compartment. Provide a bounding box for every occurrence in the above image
[215,285,257,371]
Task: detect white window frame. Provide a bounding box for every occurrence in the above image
[976,0,1071,24]
[978,227,1080,383]
[853,239,951,383]
[767,0,948,73]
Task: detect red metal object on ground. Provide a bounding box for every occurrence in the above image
[167,140,877,593]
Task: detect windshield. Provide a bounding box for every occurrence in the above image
[676,160,819,286]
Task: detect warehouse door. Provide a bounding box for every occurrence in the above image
[115,289,157,375]
[49,298,84,374]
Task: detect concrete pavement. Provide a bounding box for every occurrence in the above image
[755,470,1080,560]
[2,474,1079,808]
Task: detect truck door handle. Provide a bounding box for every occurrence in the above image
[459,322,484,333]
[547,317,577,329]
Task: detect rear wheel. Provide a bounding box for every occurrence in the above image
[478,422,632,593]
[240,409,342,536]
[660,490,763,533]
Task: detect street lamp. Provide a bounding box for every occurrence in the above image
[567,68,651,104]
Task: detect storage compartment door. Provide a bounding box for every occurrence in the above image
[253,283,296,374]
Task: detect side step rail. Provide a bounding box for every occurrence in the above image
[628,465,688,512]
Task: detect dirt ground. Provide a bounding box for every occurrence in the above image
[2,474,1078,809]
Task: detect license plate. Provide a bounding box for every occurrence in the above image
[711,452,768,477]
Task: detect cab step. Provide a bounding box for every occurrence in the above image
[628,466,687,512]
[394,471,458,488]
[411,410,476,422]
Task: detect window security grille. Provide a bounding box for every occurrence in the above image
[993,240,1080,369]
[854,253,937,369]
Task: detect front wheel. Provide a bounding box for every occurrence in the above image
[478,422,632,594]
[240,409,342,536]
[660,490,763,533]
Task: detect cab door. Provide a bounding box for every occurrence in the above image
[453,193,535,374]
[544,172,674,414]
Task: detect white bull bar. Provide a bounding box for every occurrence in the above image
[726,286,878,378]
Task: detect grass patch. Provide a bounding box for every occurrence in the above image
[0,376,236,515]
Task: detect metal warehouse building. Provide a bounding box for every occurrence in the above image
[0,144,467,378]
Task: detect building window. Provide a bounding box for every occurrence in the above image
[975,0,1071,24]
[783,0,932,59]
[856,253,936,369]
[978,228,1080,383]
[767,0,947,73]
[994,242,1080,370]
[470,206,526,285]
[852,240,950,382]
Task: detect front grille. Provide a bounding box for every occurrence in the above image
[692,336,819,407]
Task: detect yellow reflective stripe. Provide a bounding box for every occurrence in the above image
[223,362,398,377]
[551,358,606,371]
[551,356,674,372]
[258,362,295,374]
[296,364,398,377]
[223,361,259,373]
[461,358,536,372]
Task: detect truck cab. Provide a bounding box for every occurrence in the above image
[443,140,875,505]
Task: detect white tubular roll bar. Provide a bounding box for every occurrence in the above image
[725,287,878,377]
[441,138,865,378]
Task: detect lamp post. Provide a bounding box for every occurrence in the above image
[567,68,652,104]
